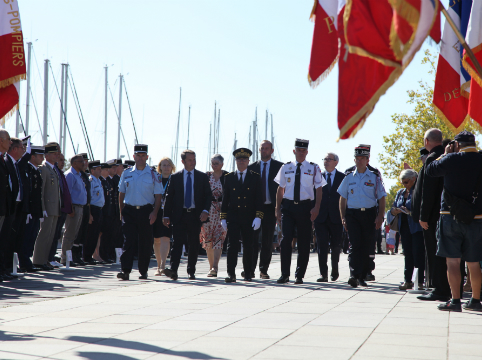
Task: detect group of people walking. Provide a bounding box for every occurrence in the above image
[1,126,480,313]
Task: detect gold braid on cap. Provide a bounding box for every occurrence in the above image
[256,211,264,219]
[235,151,251,159]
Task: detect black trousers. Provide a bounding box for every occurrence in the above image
[376,228,383,252]
[424,219,451,296]
[8,209,28,269]
[227,219,254,276]
[280,199,313,278]
[83,205,103,262]
[314,219,343,277]
[49,213,67,262]
[74,205,90,246]
[171,210,202,274]
[19,216,40,269]
[120,204,153,275]
[346,207,377,280]
[252,204,276,274]
[100,215,116,261]
[0,202,21,272]
[400,224,425,283]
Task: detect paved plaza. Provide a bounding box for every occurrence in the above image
[0,252,481,360]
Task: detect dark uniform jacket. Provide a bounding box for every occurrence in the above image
[80,171,91,205]
[27,162,44,218]
[0,154,13,216]
[16,153,32,213]
[164,169,212,224]
[315,169,345,224]
[106,176,119,218]
[426,148,482,214]
[220,170,264,223]
[4,154,20,213]
[100,176,114,217]
[247,159,283,204]
[420,145,444,223]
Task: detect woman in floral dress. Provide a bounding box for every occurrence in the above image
[200,154,228,277]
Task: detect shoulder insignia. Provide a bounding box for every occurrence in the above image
[285,161,291,165]
[226,172,235,176]
[344,165,355,175]
[250,170,260,176]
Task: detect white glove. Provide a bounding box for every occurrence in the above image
[26,137,31,154]
[43,211,48,218]
[26,214,32,224]
[252,217,261,231]
[221,219,227,232]
[39,218,44,223]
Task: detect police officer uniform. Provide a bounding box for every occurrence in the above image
[73,153,91,266]
[19,146,45,272]
[112,159,124,256]
[83,161,105,264]
[100,158,120,263]
[99,162,114,263]
[338,145,386,287]
[275,139,326,284]
[117,144,162,280]
[221,148,264,282]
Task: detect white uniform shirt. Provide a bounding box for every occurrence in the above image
[274,160,326,201]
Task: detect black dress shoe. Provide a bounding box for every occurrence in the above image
[105,259,115,264]
[438,300,462,312]
[365,274,375,281]
[163,268,174,277]
[358,279,368,287]
[277,275,289,284]
[294,278,303,284]
[463,300,482,311]
[2,274,14,280]
[244,276,252,282]
[76,259,87,266]
[417,292,450,302]
[188,274,196,280]
[348,277,358,288]
[139,274,148,280]
[225,275,236,283]
[117,272,129,280]
[331,273,339,281]
[317,275,328,282]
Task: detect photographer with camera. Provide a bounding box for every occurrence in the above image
[426,131,482,312]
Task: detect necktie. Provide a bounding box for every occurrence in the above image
[326,172,332,193]
[239,172,244,185]
[262,162,267,203]
[15,163,23,201]
[185,171,192,208]
[294,163,301,202]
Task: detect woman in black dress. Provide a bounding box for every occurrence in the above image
[153,157,175,276]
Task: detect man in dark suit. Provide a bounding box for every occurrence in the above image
[0,129,14,281]
[415,129,451,301]
[247,140,282,279]
[221,148,264,282]
[163,150,212,280]
[314,152,345,282]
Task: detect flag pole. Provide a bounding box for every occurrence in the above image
[440,3,482,79]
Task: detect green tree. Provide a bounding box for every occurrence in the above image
[379,50,482,211]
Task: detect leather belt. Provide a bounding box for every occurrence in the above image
[347,207,376,212]
[283,199,311,205]
[183,208,194,212]
[125,204,152,210]
[72,204,84,208]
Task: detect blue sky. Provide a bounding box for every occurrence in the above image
[6,0,450,189]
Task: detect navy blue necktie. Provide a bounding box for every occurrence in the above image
[326,172,332,193]
[15,163,23,201]
[185,171,192,208]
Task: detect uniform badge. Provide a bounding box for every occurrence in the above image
[351,189,354,194]
[289,167,292,170]
[127,182,129,187]
[369,180,371,183]
[287,178,291,183]
[97,191,100,196]
[308,169,311,173]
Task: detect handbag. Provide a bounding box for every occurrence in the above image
[443,156,482,225]
[389,213,400,231]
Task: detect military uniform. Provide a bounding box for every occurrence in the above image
[83,161,105,263]
[275,139,326,283]
[73,153,91,265]
[221,148,264,282]
[338,145,386,287]
[117,145,162,280]
[100,159,120,263]
[19,146,45,271]
[99,163,114,262]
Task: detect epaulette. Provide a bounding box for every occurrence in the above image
[250,170,260,176]
[285,161,291,165]
[344,165,355,175]
[367,164,381,176]
[226,172,234,176]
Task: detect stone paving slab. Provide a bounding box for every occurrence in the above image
[0,252,481,359]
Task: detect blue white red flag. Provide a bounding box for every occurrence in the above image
[433,0,472,132]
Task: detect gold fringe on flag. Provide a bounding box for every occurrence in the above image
[432,103,471,134]
[338,67,403,140]
[309,0,318,22]
[307,54,339,89]
[0,102,18,127]
[0,74,26,90]
[388,0,420,61]
[462,43,482,87]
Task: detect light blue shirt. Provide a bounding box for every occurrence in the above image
[337,167,386,209]
[65,167,87,206]
[183,169,195,208]
[119,165,163,206]
[89,175,105,208]
[261,160,271,204]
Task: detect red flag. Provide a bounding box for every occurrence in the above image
[338,0,402,139]
[308,0,339,88]
[0,1,26,125]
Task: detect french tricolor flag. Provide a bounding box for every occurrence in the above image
[463,2,482,125]
[433,0,472,132]
[0,0,26,126]
[308,0,339,88]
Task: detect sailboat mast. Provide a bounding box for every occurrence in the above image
[187,105,191,149]
[216,109,220,153]
[265,110,268,140]
[174,87,181,161]
[25,42,32,136]
[104,66,108,162]
[117,74,123,158]
[213,101,216,155]
[59,64,65,147]
[43,59,49,145]
[15,84,20,137]
[62,64,68,154]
